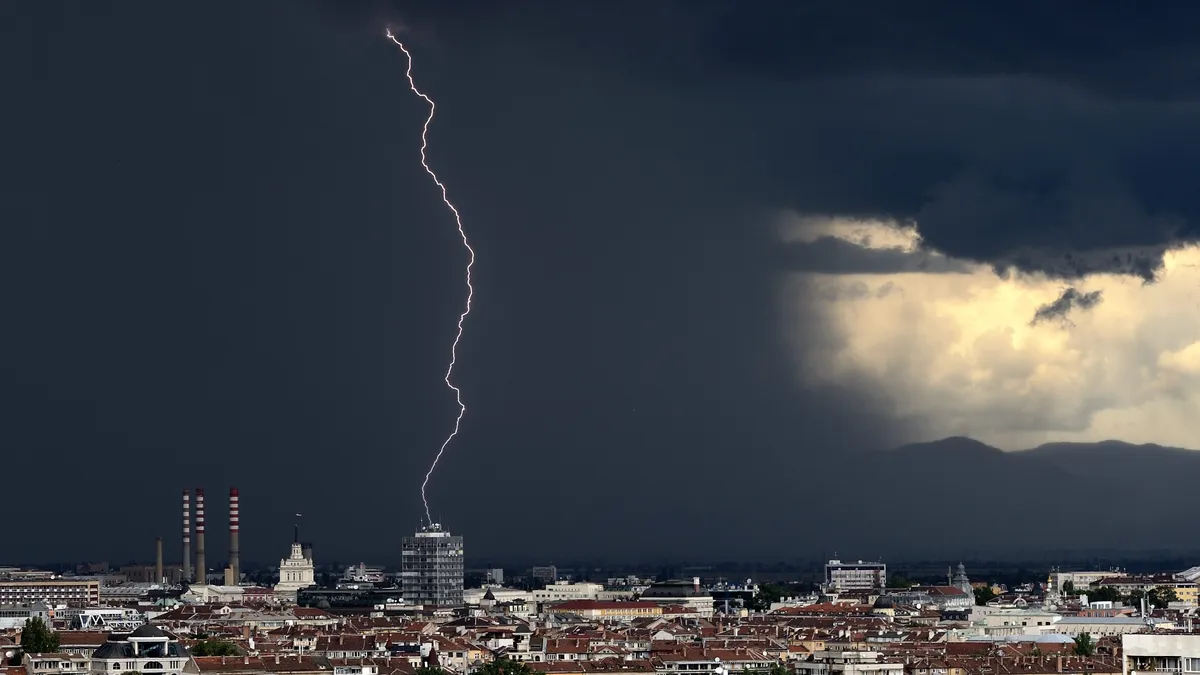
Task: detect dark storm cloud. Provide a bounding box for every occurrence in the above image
[1030,288,1105,327]
[8,0,1200,565]
[780,237,973,275]
[329,1,1200,282]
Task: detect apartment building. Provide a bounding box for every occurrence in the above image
[794,649,904,675]
[1123,634,1200,675]
[0,580,99,607]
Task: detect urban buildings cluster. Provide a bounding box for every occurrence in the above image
[9,502,1200,675]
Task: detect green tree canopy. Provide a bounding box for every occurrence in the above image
[973,586,996,606]
[20,616,59,654]
[191,640,240,657]
[476,658,536,675]
[1073,633,1096,657]
[1149,586,1178,610]
[887,575,914,589]
[1087,586,1122,603]
[1126,589,1146,609]
[415,668,446,675]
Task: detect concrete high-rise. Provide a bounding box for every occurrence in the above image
[401,523,464,608]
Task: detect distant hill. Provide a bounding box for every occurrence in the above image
[783,436,1200,560]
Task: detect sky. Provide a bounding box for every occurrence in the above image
[6,0,1200,565]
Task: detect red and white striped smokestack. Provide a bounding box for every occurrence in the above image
[182,490,192,581]
[195,488,206,584]
[229,487,240,585]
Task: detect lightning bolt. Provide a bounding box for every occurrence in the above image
[387,29,475,526]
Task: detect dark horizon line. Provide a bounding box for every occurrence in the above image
[16,548,1200,575]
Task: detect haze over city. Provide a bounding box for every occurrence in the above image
[7,0,1200,567]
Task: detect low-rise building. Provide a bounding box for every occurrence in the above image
[89,624,196,675]
[794,649,904,675]
[552,601,662,622]
[21,652,90,675]
[0,603,51,630]
[535,583,604,604]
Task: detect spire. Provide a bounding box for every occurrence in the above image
[294,523,299,544]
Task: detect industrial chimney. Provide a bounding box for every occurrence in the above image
[228,487,240,585]
[155,536,164,583]
[182,490,192,581]
[195,488,206,584]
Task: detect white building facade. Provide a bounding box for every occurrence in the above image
[275,531,316,599]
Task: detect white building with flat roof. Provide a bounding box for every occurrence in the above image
[1055,616,1167,638]
[533,581,603,603]
[1123,634,1200,675]
[794,649,904,675]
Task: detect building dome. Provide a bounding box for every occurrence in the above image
[872,596,895,609]
[129,623,168,639]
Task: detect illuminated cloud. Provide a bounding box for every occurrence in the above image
[779,211,1200,450]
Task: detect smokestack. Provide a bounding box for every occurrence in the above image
[694,576,701,593]
[229,487,240,585]
[195,488,206,584]
[155,537,164,583]
[182,490,192,581]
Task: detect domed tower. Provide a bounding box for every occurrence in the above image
[952,562,971,594]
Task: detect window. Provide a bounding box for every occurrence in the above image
[143,662,164,670]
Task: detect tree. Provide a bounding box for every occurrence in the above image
[20,617,59,655]
[1149,586,1177,610]
[973,586,996,606]
[887,575,914,589]
[1073,633,1096,657]
[1125,590,1146,609]
[191,640,240,656]
[1061,581,1075,595]
[746,583,784,612]
[476,658,536,675]
[1087,586,1122,603]
[416,668,446,675]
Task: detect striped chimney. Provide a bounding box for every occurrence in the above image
[182,490,192,581]
[229,487,240,585]
[195,488,206,584]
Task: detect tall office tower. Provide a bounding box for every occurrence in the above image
[401,523,464,608]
